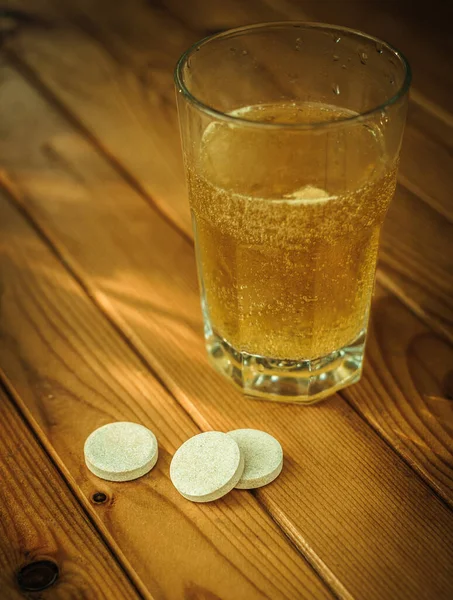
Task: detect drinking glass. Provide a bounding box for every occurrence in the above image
[175,22,411,403]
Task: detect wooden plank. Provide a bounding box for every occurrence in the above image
[4,0,452,339]
[342,286,453,502]
[398,106,453,224]
[409,89,453,152]
[0,171,332,597]
[4,0,194,234]
[1,63,453,600]
[379,185,453,341]
[0,384,143,600]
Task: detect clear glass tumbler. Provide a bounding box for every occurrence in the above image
[175,22,410,403]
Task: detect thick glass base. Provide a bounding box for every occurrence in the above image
[206,330,365,404]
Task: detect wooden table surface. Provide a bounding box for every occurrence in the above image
[1,0,452,598]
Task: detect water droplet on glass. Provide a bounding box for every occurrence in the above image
[375,42,383,54]
[341,64,347,69]
[333,35,341,43]
[390,75,395,85]
[359,51,368,64]
[333,54,339,61]
[196,47,201,52]
[332,84,340,95]
[380,111,389,126]
[242,50,248,56]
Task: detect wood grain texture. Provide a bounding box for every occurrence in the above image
[1,62,453,600]
[379,185,453,341]
[342,286,453,503]
[0,179,331,597]
[399,102,453,223]
[257,0,453,114]
[3,0,451,489]
[4,0,194,234]
[4,0,453,340]
[0,384,142,600]
[408,90,453,152]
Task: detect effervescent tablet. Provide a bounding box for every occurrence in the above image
[84,422,158,482]
[170,431,244,502]
[228,429,283,489]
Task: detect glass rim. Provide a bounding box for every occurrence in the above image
[174,21,412,130]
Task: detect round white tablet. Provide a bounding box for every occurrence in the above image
[227,429,283,489]
[170,431,244,502]
[84,422,158,482]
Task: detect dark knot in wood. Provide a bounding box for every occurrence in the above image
[92,491,108,504]
[17,560,59,592]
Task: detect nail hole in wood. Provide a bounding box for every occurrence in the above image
[92,492,108,504]
[17,560,59,592]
